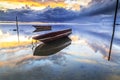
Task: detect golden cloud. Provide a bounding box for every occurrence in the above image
[0,0,91,10]
[0,0,66,9]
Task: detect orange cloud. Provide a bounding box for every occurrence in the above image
[0,0,67,9]
[0,0,92,11]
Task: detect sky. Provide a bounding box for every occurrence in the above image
[0,0,119,22]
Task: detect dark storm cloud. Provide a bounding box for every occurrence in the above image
[82,0,120,16]
[0,7,79,22]
[0,9,39,21]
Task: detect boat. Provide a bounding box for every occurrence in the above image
[32,29,72,43]
[33,25,51,32]
[33,37,71,56]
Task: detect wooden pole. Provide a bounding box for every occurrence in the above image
[108,0,119,61]
[16,16,20,43]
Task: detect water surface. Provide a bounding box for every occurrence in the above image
[0,22,120,80]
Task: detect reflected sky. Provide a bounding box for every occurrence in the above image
[0,22,120,80]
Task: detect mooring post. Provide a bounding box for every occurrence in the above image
[108,0,119,61]
[16,16,20,43]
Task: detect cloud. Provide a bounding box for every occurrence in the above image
[0,0,91,10]
[80,0,120,16]
[0,0,120,22]
[0,7,79,22]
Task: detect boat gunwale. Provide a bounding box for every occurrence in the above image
[39,31,71,41]
[32,29,72,40]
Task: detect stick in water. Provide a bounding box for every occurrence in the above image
[108,0,119,61]
[16,16,20,43]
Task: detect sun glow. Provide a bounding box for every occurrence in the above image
[0,30,36,48]
[0,0,92,10]
[0,37,37,48]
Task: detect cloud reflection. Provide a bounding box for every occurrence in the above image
[0,29,35,48]
[0,33,120,80]
[0,23,120,80]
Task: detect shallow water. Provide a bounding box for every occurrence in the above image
[0,22,120,80]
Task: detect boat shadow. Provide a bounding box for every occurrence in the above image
[33,37,71,56]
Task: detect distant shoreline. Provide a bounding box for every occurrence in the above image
[0,21,81,25]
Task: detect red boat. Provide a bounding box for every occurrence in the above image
[32,29,72,43]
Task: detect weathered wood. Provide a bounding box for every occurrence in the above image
[33,25,51,32]
[34,37,71,56]
[32,29,72,43]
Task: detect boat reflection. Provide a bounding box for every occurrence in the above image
[33,37,71,56]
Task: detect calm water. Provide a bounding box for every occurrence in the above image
[0,22,120,80]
